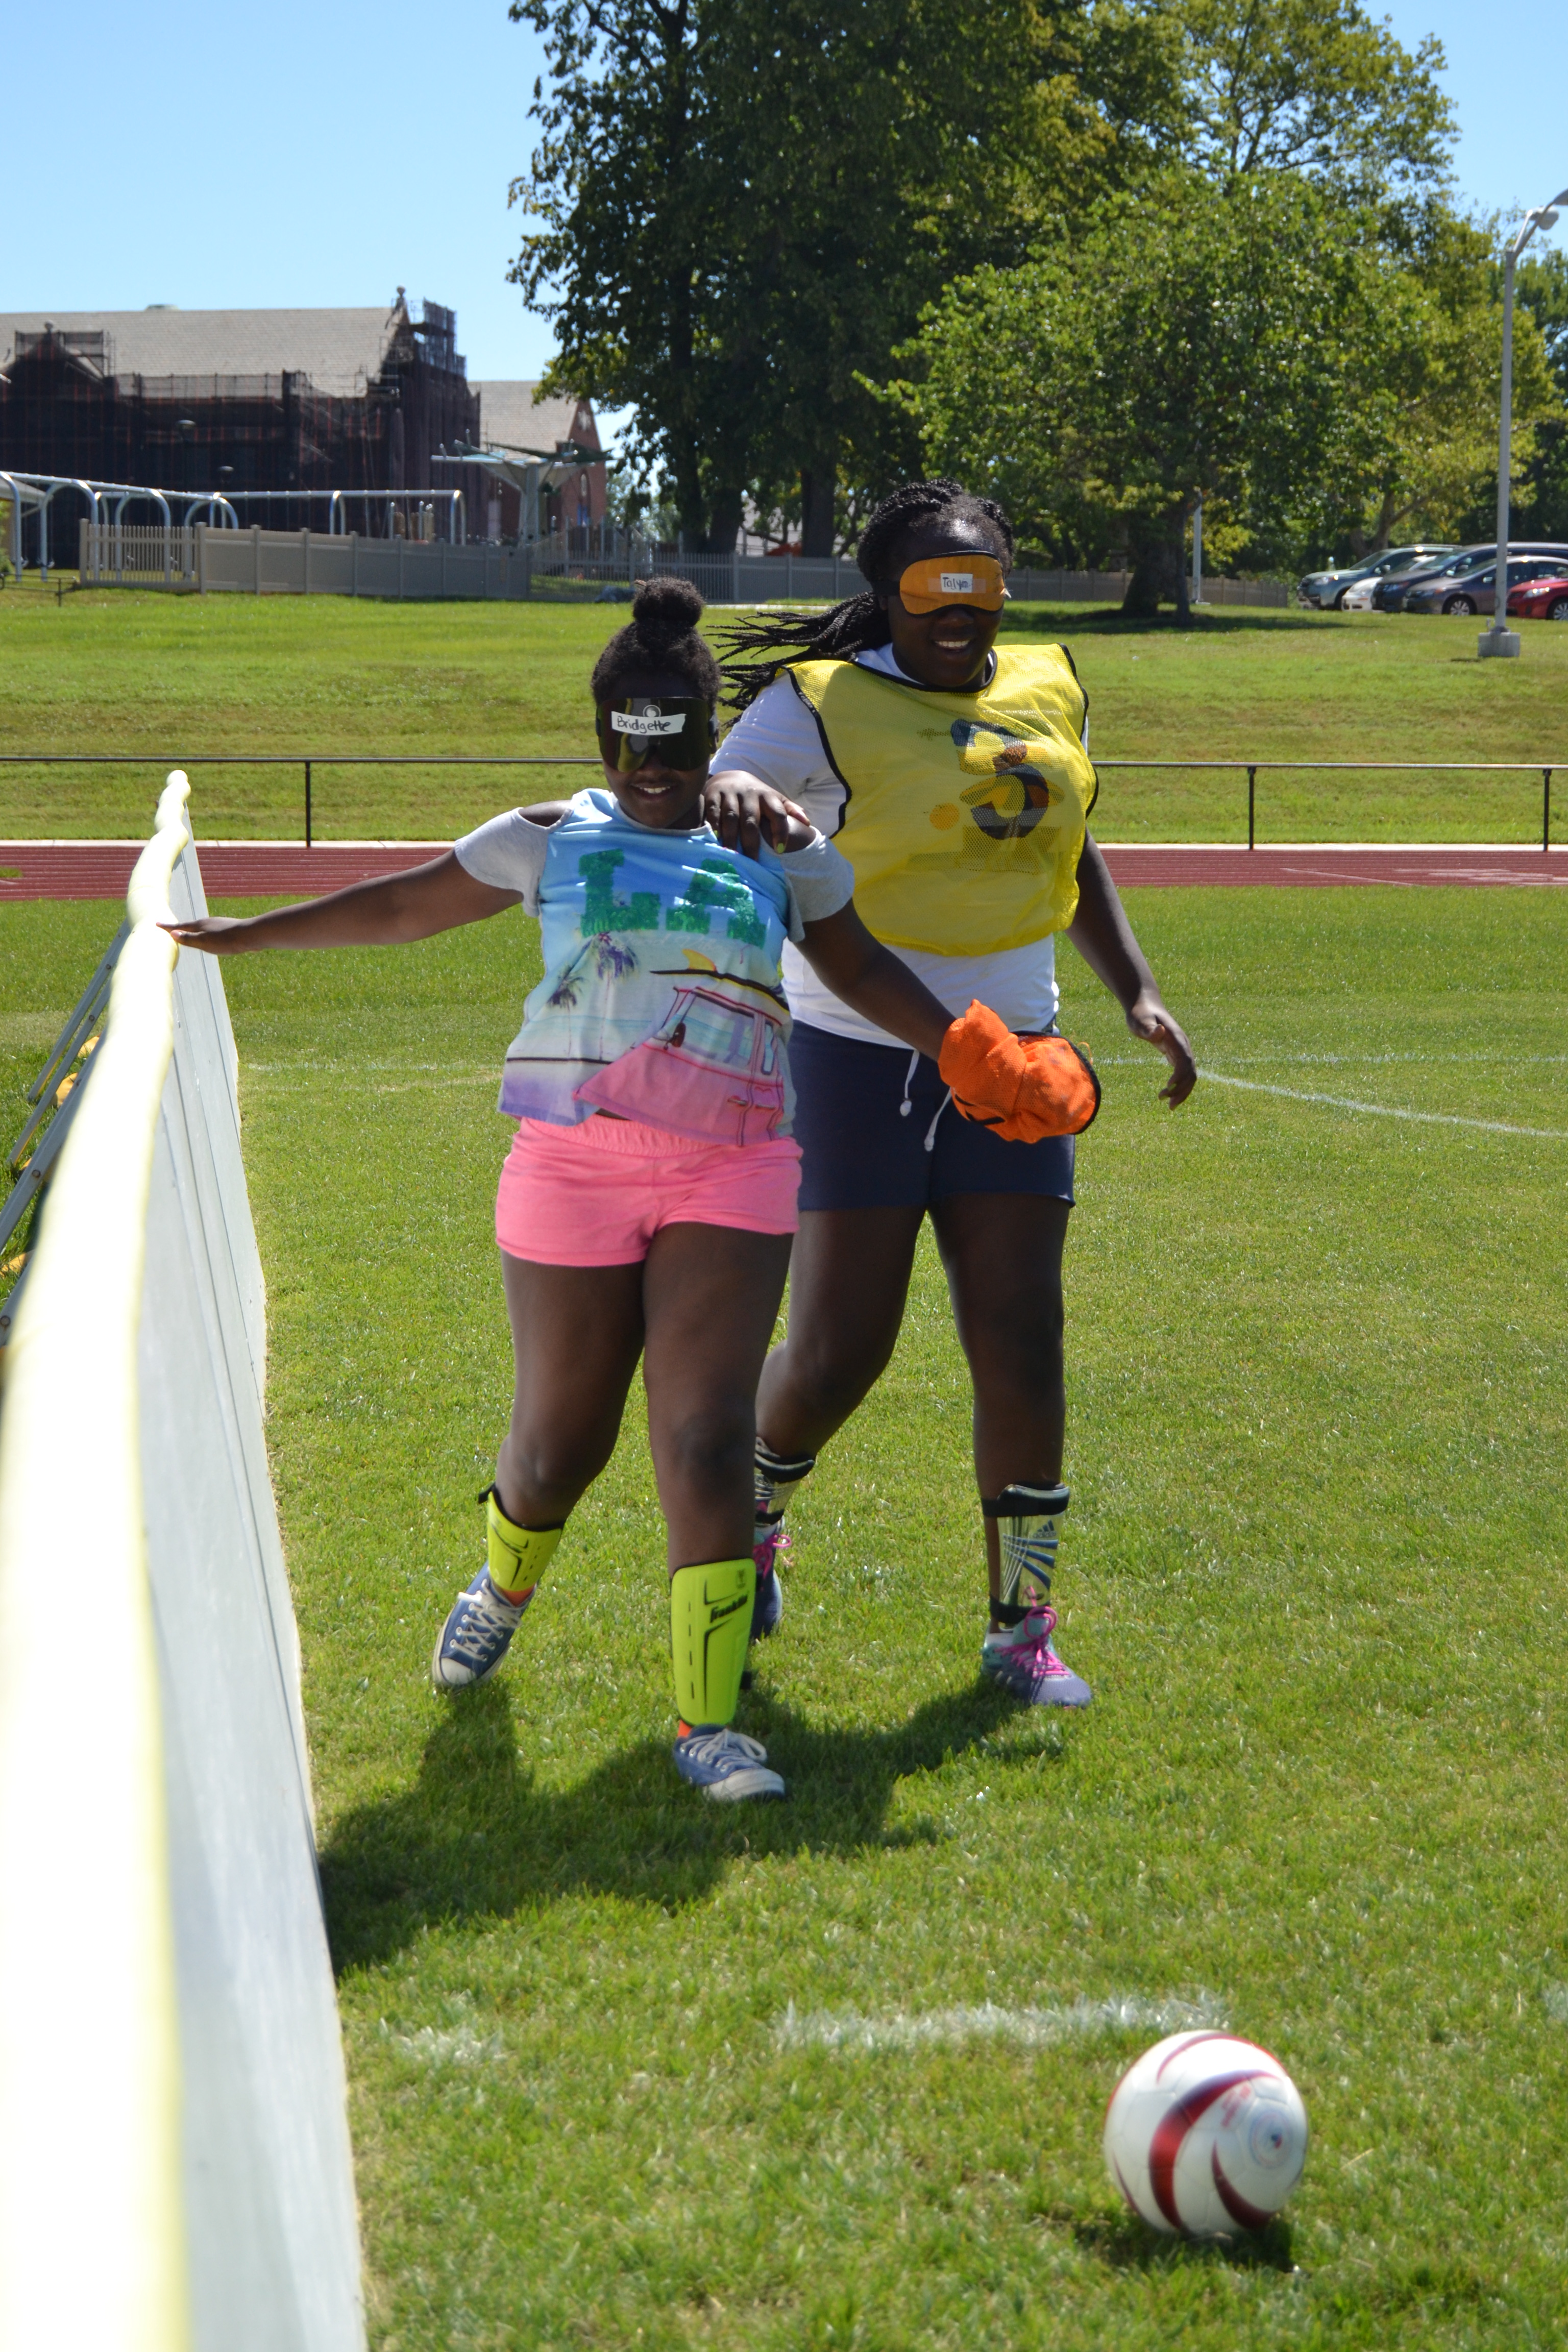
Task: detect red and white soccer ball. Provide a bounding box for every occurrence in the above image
[1103,2030,1308,2238]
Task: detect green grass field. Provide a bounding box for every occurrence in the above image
[5,879,1566,2347]
[2,577,1567,844]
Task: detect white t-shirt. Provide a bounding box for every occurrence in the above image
[714,645,1080,1047]
[454,800,854,942]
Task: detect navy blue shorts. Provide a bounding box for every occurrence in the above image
[788,1020,1076,1212]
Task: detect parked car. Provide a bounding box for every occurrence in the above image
[1403,552,1568,616]
[1373,545,1491,611]
[1508,573,1568,621]
[1374,542,1568,611]
[1339,551,1447,609]
[1297,544,1455,609]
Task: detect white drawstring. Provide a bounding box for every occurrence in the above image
[898,1048,919,1118]
[923,1088,952,1153]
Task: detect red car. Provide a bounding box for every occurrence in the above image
[1508,572,1568,621]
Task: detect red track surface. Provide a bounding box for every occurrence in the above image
[0,842,448,901]
[0,840,1564,902]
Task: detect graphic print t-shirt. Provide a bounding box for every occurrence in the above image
[454,790,852,1146]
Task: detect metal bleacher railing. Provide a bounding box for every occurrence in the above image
[0,775,364,2351]
[0,753,1557,853]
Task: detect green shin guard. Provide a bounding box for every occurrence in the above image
[483,1486,564,1601]
[670,1558,755,1730]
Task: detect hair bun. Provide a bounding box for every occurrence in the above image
[631,575,705,649]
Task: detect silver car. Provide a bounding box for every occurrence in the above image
[1297,544,1456,609]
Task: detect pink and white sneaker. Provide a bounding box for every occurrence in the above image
[750,1523,788,1641]
[981,1604,1092,1707]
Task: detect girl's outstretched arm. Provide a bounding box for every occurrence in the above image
[796,902,954,1060]
[163,848,524,955]
[1066,832,1196,1106]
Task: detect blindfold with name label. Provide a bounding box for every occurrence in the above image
[888,555,1011,614]
[596,695,718,772]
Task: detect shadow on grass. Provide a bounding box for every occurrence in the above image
[1067,2206,1297,2275]
[1000,605,1328,638]
[321,1674,1068,1972]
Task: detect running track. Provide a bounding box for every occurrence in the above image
[0,841,1564,901]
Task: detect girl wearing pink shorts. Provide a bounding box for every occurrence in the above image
[166,579,1061,1802]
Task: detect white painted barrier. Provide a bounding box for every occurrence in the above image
[0,776,364,2352]
[194,523,532,600]
[77,522,1293,610]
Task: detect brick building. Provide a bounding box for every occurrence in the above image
[0,297,478,546]
[470,382,607,542]
[0,302,606,555]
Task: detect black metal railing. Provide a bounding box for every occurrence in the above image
[1093,761,1557,852]
[0,755,599,848]
[0,754,1558,852]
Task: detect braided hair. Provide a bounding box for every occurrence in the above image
[591,576,722,704]
[719,479,1014,710]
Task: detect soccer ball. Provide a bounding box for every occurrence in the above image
[1103,2030,1308,2237]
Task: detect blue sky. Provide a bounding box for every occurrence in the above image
[10,0,1568,413]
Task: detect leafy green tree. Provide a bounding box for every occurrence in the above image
[895,168,1395,612]
[1336,210,1561,556]
[1499,247,1568,543]
[1172,0,1456,200]
[508,0,1180,553]
[508,0,755,552]
[734,0,1183,549]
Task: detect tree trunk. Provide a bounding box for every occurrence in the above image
[697,489,744,555]
[673,434,707,552]
[800,464,836,557]
[1121,507,1190,619]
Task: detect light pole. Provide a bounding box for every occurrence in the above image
[1479,185,1568,659]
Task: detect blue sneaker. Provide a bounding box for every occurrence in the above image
[750,1524,788,1641]
[673,1725,786,1801]
[431,1570,533,1690]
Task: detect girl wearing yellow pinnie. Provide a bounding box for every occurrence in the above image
[165,579,1090,1801]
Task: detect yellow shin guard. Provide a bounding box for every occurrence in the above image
[669,1558,755,1729]
[485,1488,563,1601]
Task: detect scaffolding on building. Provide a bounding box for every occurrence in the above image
[0,304,479,566]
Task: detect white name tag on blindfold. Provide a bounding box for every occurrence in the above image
[610,707,691,736]
[939,572,975,593]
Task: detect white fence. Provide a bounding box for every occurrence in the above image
[77,521,1292,608]
[0,775,364,2351]
[79,521,201,585]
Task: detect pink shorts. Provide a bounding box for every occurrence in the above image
[496,1114,802,1266]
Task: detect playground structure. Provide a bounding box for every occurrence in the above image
[0,468,236,579]
[3,468,475,581]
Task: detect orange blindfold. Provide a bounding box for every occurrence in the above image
[894,555,1011,614]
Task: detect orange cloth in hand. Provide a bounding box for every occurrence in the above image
[937,1000,1100,1142]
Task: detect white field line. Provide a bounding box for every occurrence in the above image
[1276,862,1568,889]
[237,1057,1568,1133]
[773,1991,1226,2055]
[1197,1069,1568,1140]
[1093,1050,1568,1070]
